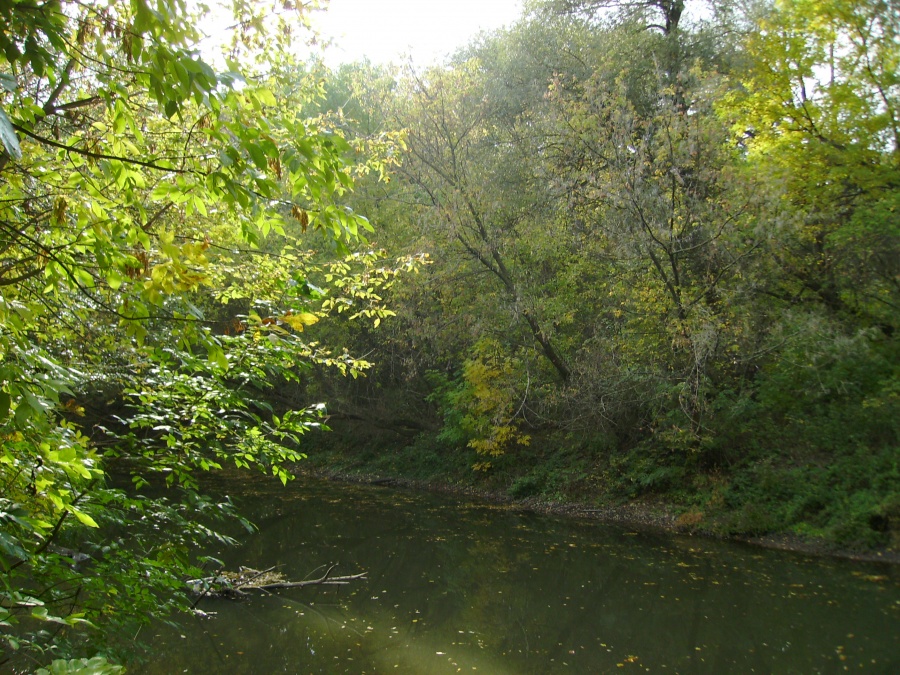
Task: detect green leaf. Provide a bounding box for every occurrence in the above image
[0,73,16,93]
[133,0,155,34]
[0,531,28,560]
[254,88,277,107]
[106,270,125,291]
[70,508,99,528]
[36,656,124,674]
[0,107,22,160]
[246,142,268,170]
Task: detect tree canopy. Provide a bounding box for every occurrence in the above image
[304,0,898,548]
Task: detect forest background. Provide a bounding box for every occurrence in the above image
[1,0,898,671]
[308,0,899,552]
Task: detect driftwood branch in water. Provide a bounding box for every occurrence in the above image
[251,572,368,590]
[188,564,367,599]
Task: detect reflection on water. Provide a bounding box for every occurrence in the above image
[144,472,899,674]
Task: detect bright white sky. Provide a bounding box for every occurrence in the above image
[314,0,524,66]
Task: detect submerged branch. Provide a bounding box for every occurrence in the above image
[188,565,367,599]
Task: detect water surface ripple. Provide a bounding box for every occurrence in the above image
[146,473,899,674]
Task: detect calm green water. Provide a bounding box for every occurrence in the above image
[144,473,899,674]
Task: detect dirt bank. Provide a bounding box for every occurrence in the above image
[298,467,900,565]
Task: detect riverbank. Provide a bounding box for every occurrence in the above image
[297,443,900,565]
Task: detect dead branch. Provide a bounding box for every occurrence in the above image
[187,564,367,599]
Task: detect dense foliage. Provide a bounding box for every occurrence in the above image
[309,0,899,551]
[1,0,898,669]
[0,0,421,669]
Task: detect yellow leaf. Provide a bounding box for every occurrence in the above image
[281,312,319,332]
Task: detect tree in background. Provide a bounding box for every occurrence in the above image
[722,0,900,330]
[305,0,897,546]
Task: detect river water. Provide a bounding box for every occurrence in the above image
[144,472,899,674]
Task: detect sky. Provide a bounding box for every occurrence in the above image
[313,0,525,66]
